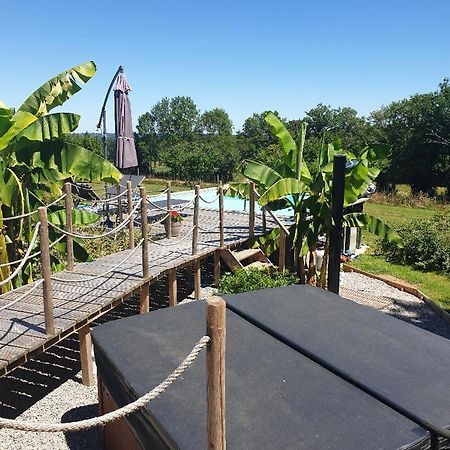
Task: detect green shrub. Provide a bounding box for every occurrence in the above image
[219,267,298,294]
[377,213,450,275]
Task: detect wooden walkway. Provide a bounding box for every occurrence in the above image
[0,208,269,378]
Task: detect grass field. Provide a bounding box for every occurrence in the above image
[354,199,450,310]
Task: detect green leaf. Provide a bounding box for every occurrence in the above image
[223,182,251,199]
[0,111,37,151]
[13,113,80,144]
[48,208,100,226]
[343,213,402,245]
[18,61,96,117]
[240,160,282,190]
[258,178,308,206]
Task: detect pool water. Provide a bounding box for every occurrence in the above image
[150,188,295,218]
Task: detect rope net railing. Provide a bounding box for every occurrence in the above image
[0,335,210,432]
[1,194,67,222]
[47,199,142,240]
[51,239,144,283]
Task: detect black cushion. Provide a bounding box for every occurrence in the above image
[92,301,428,450]
[224,284,450,436]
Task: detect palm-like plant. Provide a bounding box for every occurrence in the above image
[0,62,122,289]
[226,112,400,286]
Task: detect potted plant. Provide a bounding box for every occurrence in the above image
[165,210,184,237]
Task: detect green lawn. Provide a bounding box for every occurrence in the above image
[353,199,450,310]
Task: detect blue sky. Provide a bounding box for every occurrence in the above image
[2,0,449,132]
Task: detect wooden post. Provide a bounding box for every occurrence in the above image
[194,259,201,300]
[328,154,346,295]
[38,207,55,335]
[79,325,94,386]
[249,182,255,239]
[117,184,123,223]
[127,181,134,249]
[214,250,221,287]
[192,185,200,256]
[262,207,267,233]
[140,187,150,313]
[206,296,226,450]
[279,228,286,272]
[219,184,224,249]
[166,181,172,239]
[64,182,74,271]
[169,268,177,306]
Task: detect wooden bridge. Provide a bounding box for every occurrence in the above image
[0,182,288,386]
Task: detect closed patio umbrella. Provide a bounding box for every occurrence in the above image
[114,71,138,169]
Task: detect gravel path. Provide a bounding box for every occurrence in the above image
[1,268,448,449]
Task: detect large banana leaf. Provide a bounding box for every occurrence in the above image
[343,213,402,245]
[16,141,122,184]
[48,208,101,226]
[223,182,251,199]
[0,111,37,151]
[258,178,308,206]
[240,160,282,189]
[13,113,80,145]
[18,61,96,117]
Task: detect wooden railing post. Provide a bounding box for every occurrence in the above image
[279,228,286,272]
[219,184,224,249]
[192,185,201,299]
[140,187,149,313]
[38,207,55,335]
[166,181,172,239]
[64,182,74,271]
[79,325,94,386]
[127,181,134,249]
[249,182,255,239]
[169,268,177,306]
[262,207,267,233]
[206,296,226,450]
[116,183,123,224]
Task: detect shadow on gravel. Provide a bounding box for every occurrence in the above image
[62,404,101,450]
[0,257,216,421]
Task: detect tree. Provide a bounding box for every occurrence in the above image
[198,108,233,135]
[62,132,103,156]
[227,113,399,285]
[0,62,121,288]
[135,112,158,173]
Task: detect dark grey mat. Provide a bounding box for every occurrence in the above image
[224,285,450,440]
[92,301,428,450]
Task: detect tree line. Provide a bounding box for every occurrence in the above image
[68,79,450,197]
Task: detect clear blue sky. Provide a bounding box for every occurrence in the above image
[2,0,449,132]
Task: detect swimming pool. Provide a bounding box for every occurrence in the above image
[149,188,295,218]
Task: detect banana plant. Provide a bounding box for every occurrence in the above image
[0,62,122,290]
[226,112,400,285]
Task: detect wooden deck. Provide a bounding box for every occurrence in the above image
[0,208,269,377]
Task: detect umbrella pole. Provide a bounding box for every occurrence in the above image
[97,65,124,225]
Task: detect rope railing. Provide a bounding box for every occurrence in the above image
[1,194,67,222]
[0,223,41,287]
[146,197,195,213]
[0,335,210,432]
[51,239,145,283]
[199,193,220,204]
[48,199,142,240]
[72,189,128,204]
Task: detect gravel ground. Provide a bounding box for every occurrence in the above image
[1,266,449,450]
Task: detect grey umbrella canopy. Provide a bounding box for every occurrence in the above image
[114,72,138,169]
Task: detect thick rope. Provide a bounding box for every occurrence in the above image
[0,279,44,312]
[51,239,144,283]
[146,197,195,213]
[149,213,171,226]
[199,194,219,204]
[48,199,142,239]
[1,195,67,222]
[0,234,65,268]
[148,226,195,247]
[0,336,210,432]
[72,189,128,204]
[0,223,41,287]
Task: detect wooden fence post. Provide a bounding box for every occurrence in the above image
[279,228,286,272]
[249,182,255,239]
[79,325,94,386]
[169,268,177,306]
[127,181,134,249]
[38,207,55,335]
[206,296,226,450]
[140,187,149,313]
[192,185,201,299]
[116,184,123,223]
[219,184,224,249]
[262,207,267,233]
[166,181,172,239]
[64,182,74,271]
